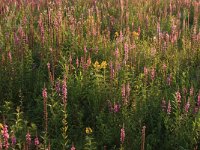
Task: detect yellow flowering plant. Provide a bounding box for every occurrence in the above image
[85,127,93,134]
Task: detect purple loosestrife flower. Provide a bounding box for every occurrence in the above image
[113,103,120,113]
[62,77,67,108]
[157,22,160,34]
[71,144,76,150]
[120,127,125,144]
[175,91,181,106]
[115,47,119,59]
[183,87,187,95]
[11,135,16,146]
[126,82,131,98]
[161,99,166,111]
[167,74,172,86]
[185,100,190,113]
[1,124,9,149]
[26,131,31,145]
[55,81,61,94]
[76,57,79,68]
[42,87,47,99]
[197,92,200,107]
[34,137,39,146]
[167,101,171,115]
[42,86,48,132]
[121,84,126,98]
[109,61,114,80]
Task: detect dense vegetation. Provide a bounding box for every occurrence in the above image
[0,0,200,149]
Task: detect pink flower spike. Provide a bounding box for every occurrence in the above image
[34,137,39,146]
[26,131,31,144]
[71,144,76,150]
[120,126,125,144]
[167,101,171,115]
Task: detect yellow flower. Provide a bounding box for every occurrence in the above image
[93,61,101,70]
[100,61,107,69]
[114,32,119,38]
[85,127,93,134]
[132,31,139,38]
[0,123,3,129]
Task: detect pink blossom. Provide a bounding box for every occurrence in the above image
[121,84,126,98]
[167,74,172,85]
[113,103,120,113]
[167,101,171,115]
[76,57,79,68]
[62,77,67,108]
[26,131,31,144]
[42,87,47,99]
[185,101,190,113]
[11,136,16,146]
[197,92,200,107]
[109,61,114,80]
[71,144,76,150]
[190,87,194,96]
[175,91,181,105]
[34,137,39,146]
[161,99,166,111]
[120,127,125,144]
[1,124,9,149]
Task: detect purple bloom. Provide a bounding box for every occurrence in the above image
[34,137,39,146]
[11,136,16,145]
[115,48,119,59]
[109,61,114,80]
[26,131,31,144]
[185,101,190,113]
[62,77,67,107]
[121,84,126,98]
[42,87,47,99]
[161,99,166,111]
[71,144,76,150]
[126,82,131,98]
[175,91,181,105]
[167,101,171,115]
[120,127,125,144]
[167,74,172,86]
[76,57,79,68]
[55,81,61,94]
[113,103,120,113]
[1,124,9,149]
[198,92,200,107]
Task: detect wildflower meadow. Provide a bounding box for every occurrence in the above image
[0,0,200,149]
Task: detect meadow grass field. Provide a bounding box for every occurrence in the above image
[0,0,200,149]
